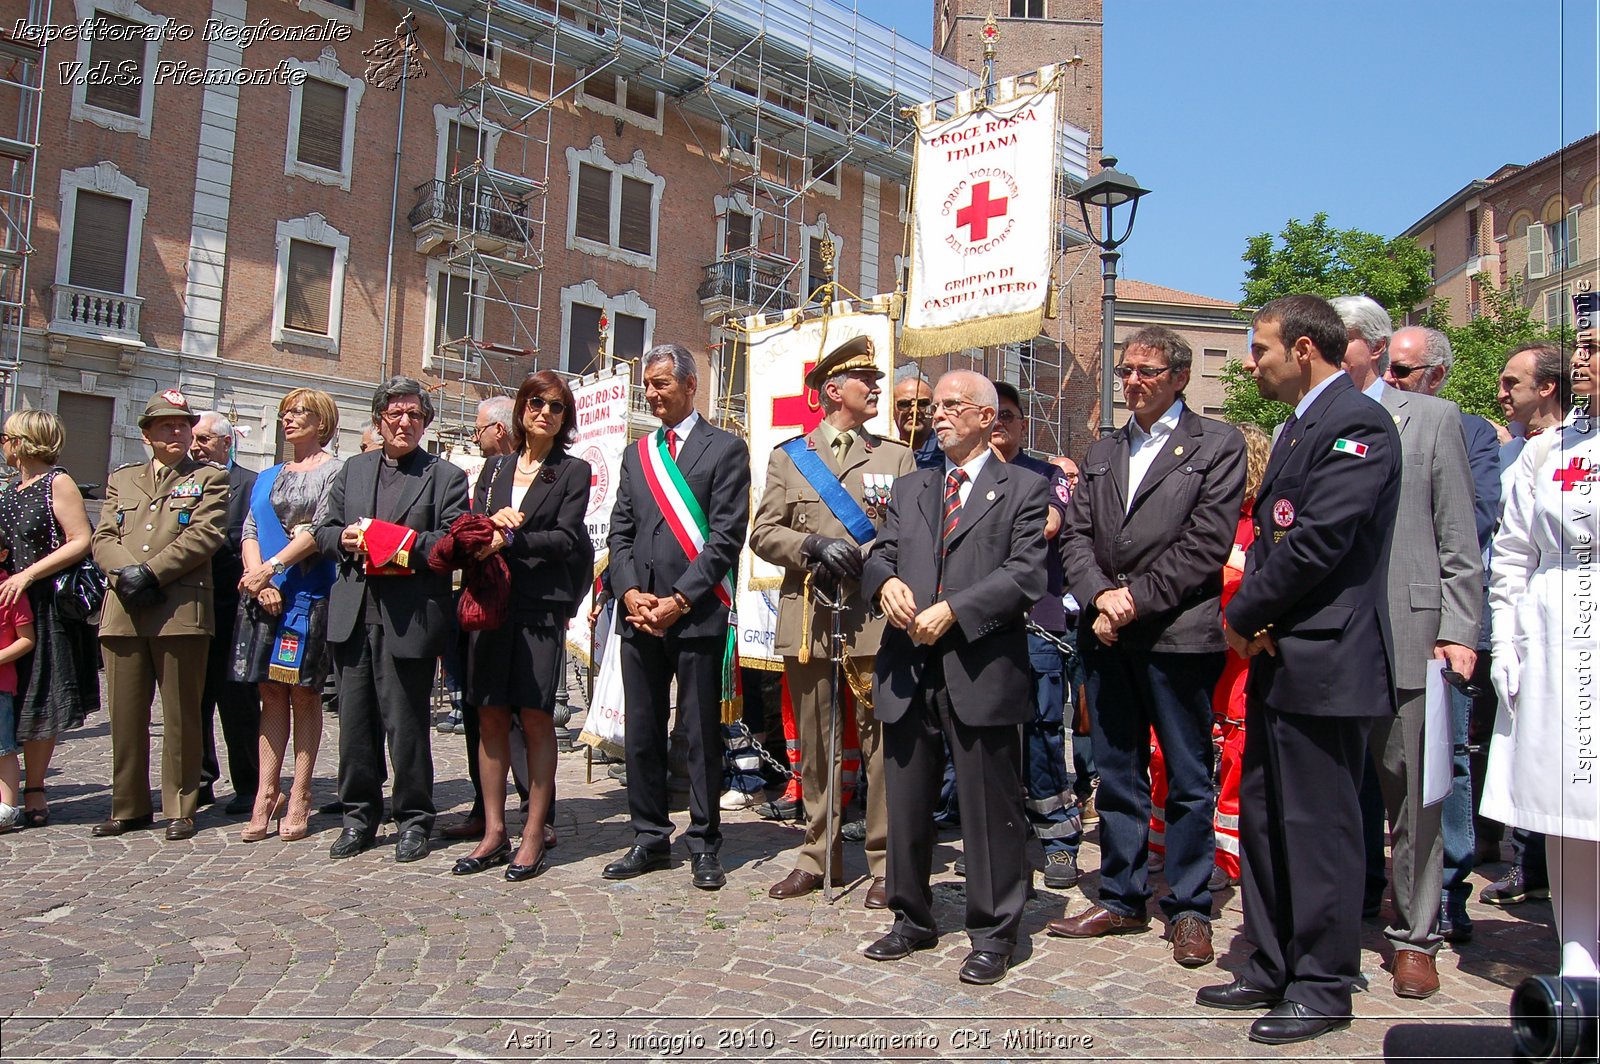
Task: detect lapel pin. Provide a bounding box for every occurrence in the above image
[986,490,996,501]
[1173,446,1184,457]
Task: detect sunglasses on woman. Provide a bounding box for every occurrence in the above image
[525,397,567,416]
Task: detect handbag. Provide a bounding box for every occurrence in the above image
[44,476,106,622]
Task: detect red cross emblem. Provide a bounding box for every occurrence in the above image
[1554,456,1596,491]
[772,361,823,435]
[955,181,1009,241]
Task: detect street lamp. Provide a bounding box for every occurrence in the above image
[1069,156,1150,437]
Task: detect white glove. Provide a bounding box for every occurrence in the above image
[1490,649,1521,712]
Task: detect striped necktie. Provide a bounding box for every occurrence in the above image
[937,468,967,594]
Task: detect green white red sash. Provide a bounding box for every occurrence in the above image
[637,429,734,609]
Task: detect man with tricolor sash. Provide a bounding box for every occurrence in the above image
[602,345,751,891]
[750,336,913,909]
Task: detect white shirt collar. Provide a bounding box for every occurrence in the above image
[944,446,992,482]
[1362,376,1387,401]
[666,409,702,440]
[1296,370,1347,419]
[1128,399,1185,443]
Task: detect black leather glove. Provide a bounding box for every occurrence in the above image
[114,564,164,608]
[803,535,863,582]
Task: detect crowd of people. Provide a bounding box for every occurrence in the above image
[0,294,1593,1048]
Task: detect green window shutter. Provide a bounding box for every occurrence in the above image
[1527,222,1547,279]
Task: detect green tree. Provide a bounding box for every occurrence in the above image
[1240,213,1437,311]
[1223,213,1437,426]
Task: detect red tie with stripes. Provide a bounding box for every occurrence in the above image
[938,468,967,594]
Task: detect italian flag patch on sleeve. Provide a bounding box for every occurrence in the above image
[1332,438,1369,458]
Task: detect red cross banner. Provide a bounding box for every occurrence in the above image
[902,69,1061,356]
[736,300,896,667]
[564,366,631,665]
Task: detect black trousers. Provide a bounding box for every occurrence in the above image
[621,629,723,854]
[333,624,435,835]
[1238,702,1372,1017]
[884,657,1027,955]
[199,608,260,800]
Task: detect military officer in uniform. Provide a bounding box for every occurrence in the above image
[90,390,229,840]
[750,336,913,908]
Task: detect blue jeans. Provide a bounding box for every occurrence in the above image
[1083,641,1222,921]
[1061,623,1096,798]
[1440,684,1475,912]
[1024,632,1081,856]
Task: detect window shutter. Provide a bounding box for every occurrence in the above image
[1568,207,1581,266]
[447,121,486,177]
[436,273,476,347]
[574,163,610,244]
[625,81,657,117]
[296,80,348,172]
[567,302,602,375]
[83,16,143,116]
[68,191,132,293]
[582,73,617,104]
[618,177,653,254]
[55,391,115,493]
[284,240,335,334]
[725,212,752,253]
[1527,222,1547,279]
[614,313,646,362]
[807,235,827,296]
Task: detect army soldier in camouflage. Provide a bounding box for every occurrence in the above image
[750,336,913,908]
[90,390,229,841]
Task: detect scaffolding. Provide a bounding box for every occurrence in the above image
[0,0,48,411]
[404,0,1089,455]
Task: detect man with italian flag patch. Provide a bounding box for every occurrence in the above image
[1332,438,1368,458]
[603,344,751,891]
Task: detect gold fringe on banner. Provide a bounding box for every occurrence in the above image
[267,664,300,685]
[748,575,784,591]
[900,305,1048,358]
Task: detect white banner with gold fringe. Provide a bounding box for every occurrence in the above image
[564,366,631,667]
[902,69,1060,356]
[735,299,896,668]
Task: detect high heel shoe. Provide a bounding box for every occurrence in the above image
[240,794,286,843]
[278,790,313,842]
[505,847,549,881]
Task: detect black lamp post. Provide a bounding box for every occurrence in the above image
[1069,156,1150,437]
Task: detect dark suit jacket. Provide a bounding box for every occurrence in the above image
[862,455,1048,728]
[1062,405,1246,653]
[474,450,593,621]
[314,447,469,659]
[211,462,256,620]
[607,418,751,641]
[1224,374,1401,718]
[1462,412,1501,556]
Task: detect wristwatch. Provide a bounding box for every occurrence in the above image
[269,557,288,577]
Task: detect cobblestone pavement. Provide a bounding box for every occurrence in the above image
[1,699,1551,1063]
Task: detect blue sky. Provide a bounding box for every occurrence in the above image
[870,0,1599,302]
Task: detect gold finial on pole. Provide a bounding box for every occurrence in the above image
[598,311,610,368]
[819,234,837,313]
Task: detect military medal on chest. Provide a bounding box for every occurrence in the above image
[861,473,894,520]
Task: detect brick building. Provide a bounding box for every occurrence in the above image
[1109,278,1243,428]
[1401,132,1597,332]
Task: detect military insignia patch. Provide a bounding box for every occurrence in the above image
[1272,498,1295,528]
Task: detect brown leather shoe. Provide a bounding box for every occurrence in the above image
[864,877,889,910]
[1392,950,1440,999]
[440,816,485,840]
[1169,913,1214,968]
[91,814,154,837]
[164,818,197,841]
[1046,903,1150,938]
[769,869,836,900]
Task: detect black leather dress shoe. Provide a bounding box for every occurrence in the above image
[224,795,253,816]
[328,827,376,859]
[1247,1001,1351,1045]
[451,841,511,876]
[691,852,727,890]
[394,827,429,863]
[164,818,197,841]
[602,844,670,880]
[197,785,216,807]
[958,949,1011,985]
[863,931,937,961]
[91,815,154,837]
[1196,976,1281,1011]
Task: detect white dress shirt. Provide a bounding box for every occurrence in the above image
[1125,400,1185,511]
[943,448,992,508]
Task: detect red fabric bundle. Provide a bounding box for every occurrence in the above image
[428,513,510,631]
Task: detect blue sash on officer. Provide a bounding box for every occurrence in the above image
[778,437,875,545]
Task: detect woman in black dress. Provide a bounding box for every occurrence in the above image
[453,371,592,879]
[0,410,99,827]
